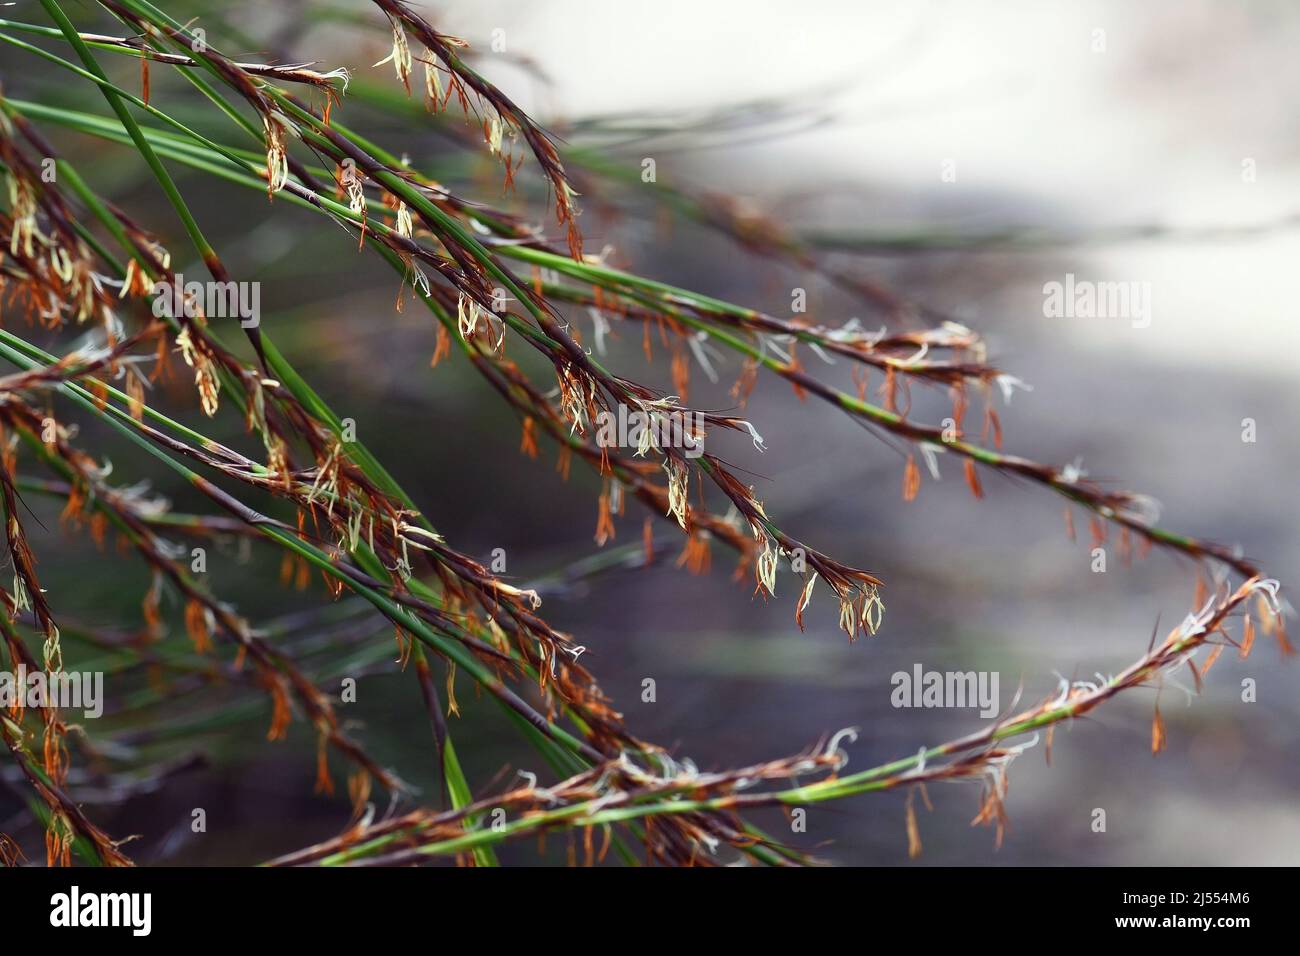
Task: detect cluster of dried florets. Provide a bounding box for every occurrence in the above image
[0,0,1283,866]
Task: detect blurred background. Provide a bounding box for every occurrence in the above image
[0,0,1296,865]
